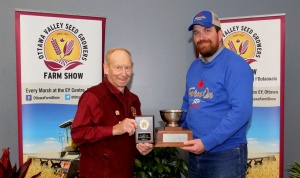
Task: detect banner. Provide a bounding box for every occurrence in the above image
[221,14,285,178]
[15,10,106,168]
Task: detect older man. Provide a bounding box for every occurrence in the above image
[71,48,153,178]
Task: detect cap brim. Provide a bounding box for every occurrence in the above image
[188,22,214,31]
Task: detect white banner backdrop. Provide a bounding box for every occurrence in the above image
[16,10,106,164]
[221,14,285,178]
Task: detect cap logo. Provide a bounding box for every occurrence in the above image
[194,14,206,21]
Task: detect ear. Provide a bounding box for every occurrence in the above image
[218,29,223,42]
[103,62,109,75]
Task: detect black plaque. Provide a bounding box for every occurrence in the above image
[135,115,154,143]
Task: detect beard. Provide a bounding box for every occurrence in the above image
[196,39,219,58]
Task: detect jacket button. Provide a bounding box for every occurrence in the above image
[103,153,107,159]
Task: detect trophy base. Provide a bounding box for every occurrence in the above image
[155,127,193,147]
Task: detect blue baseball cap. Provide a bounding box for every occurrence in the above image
[188,10,221,31]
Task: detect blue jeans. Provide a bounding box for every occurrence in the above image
[188,144,247,178]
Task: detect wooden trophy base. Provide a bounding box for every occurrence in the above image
[155,126,193,147]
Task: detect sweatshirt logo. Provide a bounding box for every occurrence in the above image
[198,80,204,88]
[188,87,213,108]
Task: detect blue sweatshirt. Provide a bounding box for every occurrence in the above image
[181,46,254,152]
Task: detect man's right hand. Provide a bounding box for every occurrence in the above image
[179,138,206,155]
[112,118,137,136]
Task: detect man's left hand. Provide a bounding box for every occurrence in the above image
[136,143,154,155]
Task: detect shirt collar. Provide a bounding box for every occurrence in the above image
[199,45,224,63]
[103,77,127,96]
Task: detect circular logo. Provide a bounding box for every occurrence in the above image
[43,29,83,71]
[44,30,81,62]
[223,30,260,65]
[139,119,149,131]
[224,32,255,59]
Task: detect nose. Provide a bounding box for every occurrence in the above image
[121,67,132,77]
[197,33,207,41]
[121,68,127,76]
[200,33,207,40]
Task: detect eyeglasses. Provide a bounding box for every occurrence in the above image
[112,65,132,72]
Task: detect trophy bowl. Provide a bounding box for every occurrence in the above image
[160,109,186,127]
